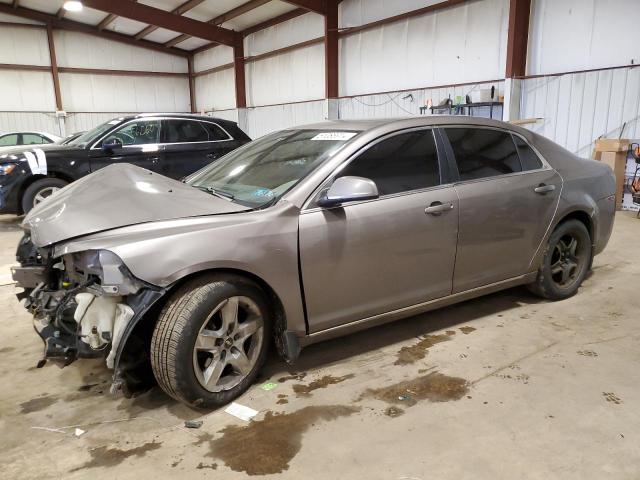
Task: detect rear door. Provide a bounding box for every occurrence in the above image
[161,119,235,179]
[299,128,459,333]
[89,118,163,174]
[442,127,562,293]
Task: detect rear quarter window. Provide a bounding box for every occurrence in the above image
[513,135,544,171]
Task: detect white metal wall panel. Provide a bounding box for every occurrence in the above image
[0,25,50,66]
[244,100,326,139]
[194,46,234,72]
[520,67,640,157]
[195,68,236,111]
[244,12,324,57]
[59,73,190,112]
[340,0,508,97]
[206,109,239,124]
[54,30,188,72]
[246,43,325,106]
[528,0,640,75]
[340,0,452,27]
[64,112,137,134]
[339,81,504,119]
[0,111,59,135]
[0,70,56,111]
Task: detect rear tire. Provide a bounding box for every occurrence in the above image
[151,274,271,408]
[21,177,68,213]
[528,219,592,300]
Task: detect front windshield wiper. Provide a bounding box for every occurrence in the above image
[195,185,235,201]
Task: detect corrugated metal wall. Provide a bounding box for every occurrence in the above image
[520,66,640,157]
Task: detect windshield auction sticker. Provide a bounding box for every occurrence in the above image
[311,132,357,141]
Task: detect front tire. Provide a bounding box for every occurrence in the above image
[528,219,592,300]
[22,177,68,213]
[151,274,271,408]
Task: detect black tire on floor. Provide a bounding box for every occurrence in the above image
[150,274,272,408]
[528,219,592,300]
[21,177,68,213]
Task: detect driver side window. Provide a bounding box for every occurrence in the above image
[102,120,161,147]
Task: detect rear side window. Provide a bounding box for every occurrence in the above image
[201,122,231,141]
[514,135,543,171]
[164,120,209,143]
[22,134,45,145]
[337,130,440,196]
[445,128,521,181]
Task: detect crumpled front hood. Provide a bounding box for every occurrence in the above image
[23,163,250,247]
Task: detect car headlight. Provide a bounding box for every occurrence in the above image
[0,163,17,175]
[63,249,142,296]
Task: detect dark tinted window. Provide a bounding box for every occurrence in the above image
[514,135,543,171]
[337,130,440,196]
[164,120,209,143]
[445,128,521,181]
[202,122,230,141]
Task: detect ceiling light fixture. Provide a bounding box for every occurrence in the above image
[63,1,83,12]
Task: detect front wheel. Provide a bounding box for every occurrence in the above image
[151,274,271,408]
[22,177,68,213]
[528,219,592,300]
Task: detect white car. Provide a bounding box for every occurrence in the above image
[0,131,61,149]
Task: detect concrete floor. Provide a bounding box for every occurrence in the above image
[0,212,638,479]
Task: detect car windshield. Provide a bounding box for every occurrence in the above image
[70,118,125,148]
[187,129,359,208]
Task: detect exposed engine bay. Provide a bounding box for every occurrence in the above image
[12,234,163,393]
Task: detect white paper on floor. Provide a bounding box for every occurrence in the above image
[224,402,258,421]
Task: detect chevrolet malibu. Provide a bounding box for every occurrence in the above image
[12,117,616,408]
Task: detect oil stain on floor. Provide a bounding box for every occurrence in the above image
[394,332,455,365]
[70,442,162,471]
[207,405,360,475]
[362,371,469,407]
[19,394,58,414]
[292,374,355,397]
[459,326,477,334]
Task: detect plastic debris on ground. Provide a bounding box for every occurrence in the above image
[184,420,203,429]
[224,402,258,421]
[261,382,278,391]
[74,428,85,437]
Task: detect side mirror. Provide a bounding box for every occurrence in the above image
[317,176,379,208]
[101,137,122,153]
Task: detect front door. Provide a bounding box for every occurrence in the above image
[299,129,459,333]
[90,118,163,174]
[442,127,562,293]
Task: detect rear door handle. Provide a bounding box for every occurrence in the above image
[424,201,454,216]
[207,152,219,159]
[534,183,556,194]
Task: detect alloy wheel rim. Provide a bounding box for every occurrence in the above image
[192,296,264,393]
[33,187,60,206]
[550,233,584,288]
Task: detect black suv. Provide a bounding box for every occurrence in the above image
[0,114,251,214]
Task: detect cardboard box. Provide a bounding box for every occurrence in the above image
[593,138,629,210]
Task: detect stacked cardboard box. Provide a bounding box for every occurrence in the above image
[593,139,628,211]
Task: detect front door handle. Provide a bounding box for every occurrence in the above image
[207,152,220,159]
[534,183,556,194]
[425,201,454,216]
[151,156,159,164]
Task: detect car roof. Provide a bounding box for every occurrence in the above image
[0,131,58,137]
[290,116,523,133]
[122,113,237,125]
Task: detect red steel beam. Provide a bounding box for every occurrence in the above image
[188,56,197,113]
[282,0,326,15]
[46,24,63,111]
[234,38,247,108]
[163,0,272,48]
[0,4,191,57]
[505,0,531,78]
[324,0,338,98]
[134,0,206,40]
[82,0,237,46]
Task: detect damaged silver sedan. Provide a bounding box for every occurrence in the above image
[13,117,616,408]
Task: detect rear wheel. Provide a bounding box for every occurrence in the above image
[151,274,271,408]
[528,219,592,300]
[22,178,68,213]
